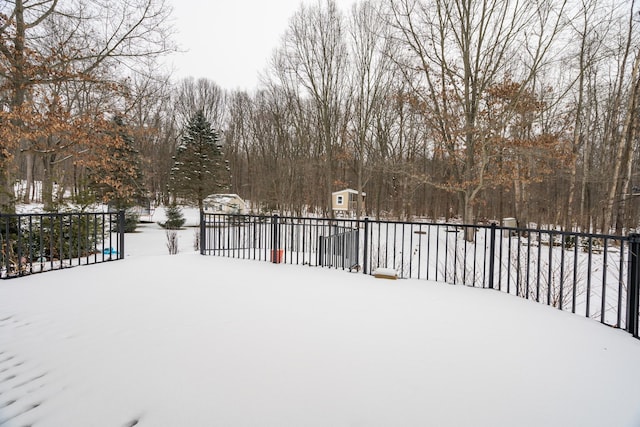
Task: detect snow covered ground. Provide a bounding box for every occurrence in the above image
[1,216,640,426]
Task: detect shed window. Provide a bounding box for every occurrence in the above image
[336,195,344,205]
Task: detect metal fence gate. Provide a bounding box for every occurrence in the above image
[318,227,359,270]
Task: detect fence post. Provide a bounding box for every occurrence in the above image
[118,210,125,259]
[363,217,369,275]
[199,210,205,255]
[626,233,640,337]
[488,223,497,289]
[1,214,8,276]
[271,214,280,263]
[318,235,324,267]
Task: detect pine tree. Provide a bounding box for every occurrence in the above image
[160,204,186,229]
[170,110,228,210]
[82,115,144,209]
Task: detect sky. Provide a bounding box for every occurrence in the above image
[167,0,355,91]
[1,208,640,426]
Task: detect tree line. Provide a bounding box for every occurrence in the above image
[1,0,639,234]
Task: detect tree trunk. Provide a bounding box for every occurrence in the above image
[604,50,639,233]
[42,154,55,211]
[23,150,34,204]
[615,52,640,234]
[0,167,15,213]
[463,194,475,242]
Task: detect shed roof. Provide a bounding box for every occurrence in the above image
[331,188,366,196]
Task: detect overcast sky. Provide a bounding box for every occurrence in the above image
[168,0,355,91]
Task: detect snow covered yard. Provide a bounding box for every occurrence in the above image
[1,222,640,426]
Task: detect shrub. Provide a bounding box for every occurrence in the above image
[166,230,178,254]
[124,210,139,233]
[160,204,185,229]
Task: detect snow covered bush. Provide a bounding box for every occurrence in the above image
[166,230,178,255]
[193,230,200,251]
[124,210,139,233]
[160,204,185,229]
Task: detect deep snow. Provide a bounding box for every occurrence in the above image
[1,217,640,426]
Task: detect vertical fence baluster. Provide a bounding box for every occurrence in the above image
[27,215,33,274]
[199,211,205,255]
[399,223,405,277]
[547,231,553,306]
[537,231,543,302]
[425,224,431,280]
[118,210,125,260]
[506,233,512,294]
[525,233,531,299]
[362,218,369,275]
[516,233,522,297]
[626,234,640,337]
[470,228,476,288]
[586,238,593,318]
[408,223,414,279]
[455,227,461,285]
[58,214,63,268]
[481,227,487,288]
[76,214,80,265]
[559,233,566,310]
[572,239,578,314]
[435,226,441,282]
[66,214,71,265]
[618,240,625,328]
[444,225,449,283]
[601,238,608,324]
[271,214,279,264]
[16,216,23,275]
[498,225,503,291]
[488,224,496,290]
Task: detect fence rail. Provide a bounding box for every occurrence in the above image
[201,212,640,340]
[0,211,125,279]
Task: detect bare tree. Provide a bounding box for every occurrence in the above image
[601,1,639,233]
[174,77,227,129]
[386,0,567,237]
[0,0,176,212]
[123,64,177,204]
[268,0,349,215]
[347,0,394,218]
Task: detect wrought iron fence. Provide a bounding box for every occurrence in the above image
[0,211,125,279]
[200,212,640,339]
[200,213,361,267]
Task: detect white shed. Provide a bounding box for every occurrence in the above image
[331,189,366,216]
[203,194,247,214]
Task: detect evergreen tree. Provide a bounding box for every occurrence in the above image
[160,204,186,229]
[84,115,144,209]
[170,110,228,210]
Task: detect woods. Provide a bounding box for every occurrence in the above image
[1,0,639,233]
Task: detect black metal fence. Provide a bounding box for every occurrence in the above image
[201,212,640,339]
[0,211,125,279]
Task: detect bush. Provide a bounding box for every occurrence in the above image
[124,210,139,233]
[166,230,179,254]
[160,204,185,229]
